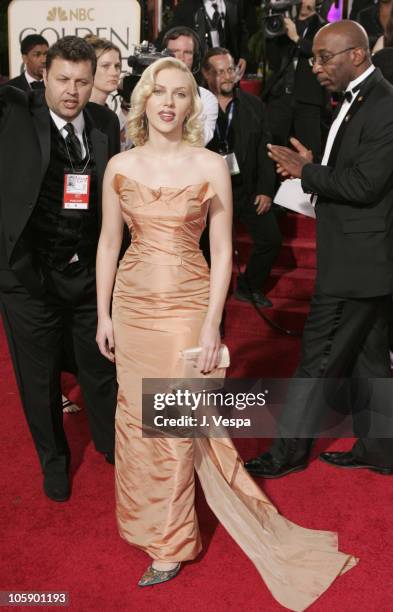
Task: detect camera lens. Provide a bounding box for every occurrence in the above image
[265,14,285,38]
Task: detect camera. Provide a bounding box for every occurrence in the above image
[262,0,301,38]
[127,41,174,76]
[117,41,174,107]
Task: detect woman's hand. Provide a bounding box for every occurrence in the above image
[197,322,221,374]
[96,316,115,362]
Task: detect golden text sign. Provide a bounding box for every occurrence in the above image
[8,0,141,76]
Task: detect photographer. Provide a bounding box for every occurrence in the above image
[263,0,327,159]
[161,26,219,144]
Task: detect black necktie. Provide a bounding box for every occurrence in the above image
[31,81,45,90]
[64,123,83,164]
[211,2,224,38]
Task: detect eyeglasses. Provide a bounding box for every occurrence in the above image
[308,46,356,67]
[211,66,236,77]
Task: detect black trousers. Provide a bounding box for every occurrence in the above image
[233,185,282,291]
[270,292,393,467]
[0,263,117,474]
[266,94,323,160]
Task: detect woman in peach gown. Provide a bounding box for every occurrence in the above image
[96,57,357,610]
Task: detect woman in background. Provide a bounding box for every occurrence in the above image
[373,2,393,51]
[85,36,122,106]
[96,57,357,611]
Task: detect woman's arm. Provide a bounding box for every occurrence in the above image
[96,157,125,361]
[372,36,384,53]
[198,154,233,373]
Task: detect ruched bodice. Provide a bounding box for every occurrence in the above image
[113,175,214,320]
[115,175,213,266]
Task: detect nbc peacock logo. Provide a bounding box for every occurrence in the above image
[47,7,68,21]
[46,6,95,21]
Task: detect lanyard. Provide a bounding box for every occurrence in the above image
[215,100,235,147]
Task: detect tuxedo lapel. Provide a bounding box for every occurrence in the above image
[30,92,51,185]
[224,0,235,29]
[194,0,207,45]
[84,108,108,226]
[327,69,382,166]
[232,92,249,167]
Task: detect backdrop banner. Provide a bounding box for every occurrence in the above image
[8,0,141,77]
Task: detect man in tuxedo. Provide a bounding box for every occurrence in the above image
[5,34,48,91]
[5,39,82,412]
[0,36,120,501]
[203,48,281,307]
[167,0,249,77]
[263,0,327,159]
[245,20,393,477]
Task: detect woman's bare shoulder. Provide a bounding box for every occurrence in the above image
[106,148,144,174]
[191,147,227,171]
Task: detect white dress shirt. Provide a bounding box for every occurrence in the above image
[204,0,226,47]
[24,71,44,89]
[199,86,219,145]
[204,0,226,20]
[49,110,87,159]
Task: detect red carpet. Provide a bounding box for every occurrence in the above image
[1,212,393,611]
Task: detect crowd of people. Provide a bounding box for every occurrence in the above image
[1,1,393,609]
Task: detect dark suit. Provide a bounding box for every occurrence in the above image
[2,73,31,92]
[350,0,375,21]
[271,68,393,467]
[0,86,120,474]
[208,88,281,291]
[168,0,249,62]
[263,13,327,159]
[357,5,383,49]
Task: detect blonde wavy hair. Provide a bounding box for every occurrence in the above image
[128,57,204,147]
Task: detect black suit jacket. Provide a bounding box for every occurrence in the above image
[357,5,383,49]
[168,0,249,62]
[0,86,120,296]
[263,13,326,107]
[2,73,31,92]
[349,0,375,20]
[208,89,276,199]
[301,69,393,298]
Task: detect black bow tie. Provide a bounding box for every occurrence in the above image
[31,80,45,90]
[343,84,361,102]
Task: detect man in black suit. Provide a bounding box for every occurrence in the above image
[203,47,281,307]
[0,36,120,501]
[167,0,249,77]
[246,20,393,477]
[263,0,327,159]
[5,38,82,409]
[356,0,393,49]
[5,34,48,91]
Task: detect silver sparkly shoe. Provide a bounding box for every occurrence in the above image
[138,563,181,587]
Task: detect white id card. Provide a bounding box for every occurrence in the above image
[223,152,240,176]
[63,172,91,210]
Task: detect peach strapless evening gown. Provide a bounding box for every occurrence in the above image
[112,175,357,612]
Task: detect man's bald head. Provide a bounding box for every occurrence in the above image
[311,20,371,92]
[315,20,370,51]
